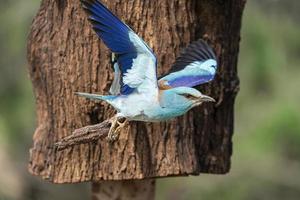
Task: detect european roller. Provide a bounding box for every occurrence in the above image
[78,0,218,141]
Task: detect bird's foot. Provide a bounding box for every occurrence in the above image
[107,115,128,142]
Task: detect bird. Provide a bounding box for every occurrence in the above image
[78,0,218,141]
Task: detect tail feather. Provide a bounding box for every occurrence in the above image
[75,92,116,102]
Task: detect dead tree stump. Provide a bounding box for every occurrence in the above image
[27,0,246,199]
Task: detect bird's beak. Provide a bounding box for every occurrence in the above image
[199,95,215,103]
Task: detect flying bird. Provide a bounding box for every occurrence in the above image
[78,0,218,141]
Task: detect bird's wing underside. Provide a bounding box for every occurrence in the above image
[81,0,157,95]
[109,53,121,95]
[158,39,217,89]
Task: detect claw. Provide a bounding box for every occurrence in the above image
[107,115,128,142]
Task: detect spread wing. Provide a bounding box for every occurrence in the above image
[158,40,217,89]
[81,0,157,95]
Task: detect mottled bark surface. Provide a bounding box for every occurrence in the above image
[27,0,245,185]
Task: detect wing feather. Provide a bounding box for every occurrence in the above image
[81,0,157,95]
[159,39,217,89]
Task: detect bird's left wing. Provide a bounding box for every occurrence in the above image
[81,0,157,95]
[158,40,217,89]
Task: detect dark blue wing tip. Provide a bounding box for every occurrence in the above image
[81,0,108,15]
[80,0,97,16]
[120,85,135,95]
[196,39,217,61]
[80,0,94,8]
[81,0,98,6]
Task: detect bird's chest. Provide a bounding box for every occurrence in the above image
[118,92,159,117]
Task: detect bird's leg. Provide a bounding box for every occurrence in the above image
[107,115,118,141]
[114,117,128,135]
[107,115,128,142]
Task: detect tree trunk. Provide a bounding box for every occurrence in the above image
[92,180,155,200]
[27,0,245,199]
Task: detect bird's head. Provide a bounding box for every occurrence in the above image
[160,87,215,110]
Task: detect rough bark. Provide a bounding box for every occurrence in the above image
[27,0,245,195]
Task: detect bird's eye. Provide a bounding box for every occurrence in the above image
[182,94,194,99]
[211,65,217,69]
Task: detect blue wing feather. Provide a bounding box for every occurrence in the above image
[159,40,217,89]
[83,2,134,53]
[81,0,157,95]
[167,74,214,88]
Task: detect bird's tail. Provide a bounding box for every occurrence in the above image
[75,92,116,103]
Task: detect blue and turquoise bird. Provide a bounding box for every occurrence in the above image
[78,0,218,141]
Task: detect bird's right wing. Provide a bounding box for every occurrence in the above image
[158,40,217,89]
[81,0,157,95]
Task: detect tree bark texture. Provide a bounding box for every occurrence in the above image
[27,0,245,185]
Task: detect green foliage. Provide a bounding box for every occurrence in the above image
[0,1,38,145]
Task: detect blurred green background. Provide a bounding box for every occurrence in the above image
[0,0,300,199]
